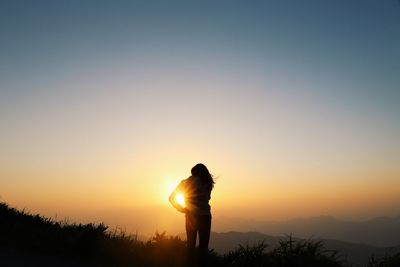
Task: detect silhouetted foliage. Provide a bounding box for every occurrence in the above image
[367,252,400,267]
[223,242,268,266]
[0,202,389,267]
[268,234,343,267]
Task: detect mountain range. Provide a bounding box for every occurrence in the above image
[212,215,400,247]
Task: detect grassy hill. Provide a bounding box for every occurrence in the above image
[1,202,399,267]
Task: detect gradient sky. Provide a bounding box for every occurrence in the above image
[1,0,400,234]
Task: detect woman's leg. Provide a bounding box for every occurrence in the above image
[198,214,211,252]
[185,213,197,251]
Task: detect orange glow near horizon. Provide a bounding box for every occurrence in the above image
[1,71,399,230]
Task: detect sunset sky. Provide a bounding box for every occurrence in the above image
[1,1,400,234]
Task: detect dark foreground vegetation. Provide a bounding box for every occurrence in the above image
[1,202,399,267]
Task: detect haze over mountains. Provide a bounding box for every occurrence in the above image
[213,215,400,247]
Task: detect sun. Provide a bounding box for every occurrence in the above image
[175,193,185,207]
[163,176,186,207]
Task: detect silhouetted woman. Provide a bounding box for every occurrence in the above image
[169,163,215,255]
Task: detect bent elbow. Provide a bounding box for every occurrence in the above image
[168,193,174,203]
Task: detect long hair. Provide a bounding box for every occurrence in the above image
[191,163,215,190]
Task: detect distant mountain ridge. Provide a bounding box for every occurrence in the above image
[213,215,400,247]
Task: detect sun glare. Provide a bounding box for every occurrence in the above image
[163,176,186,207]
[176,193,185,207]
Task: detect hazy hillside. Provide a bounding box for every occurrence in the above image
[213,215,400,247]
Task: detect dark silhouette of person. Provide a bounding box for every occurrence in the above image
[169,163,215,257]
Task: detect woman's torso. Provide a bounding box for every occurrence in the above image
[181,176,211,216]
